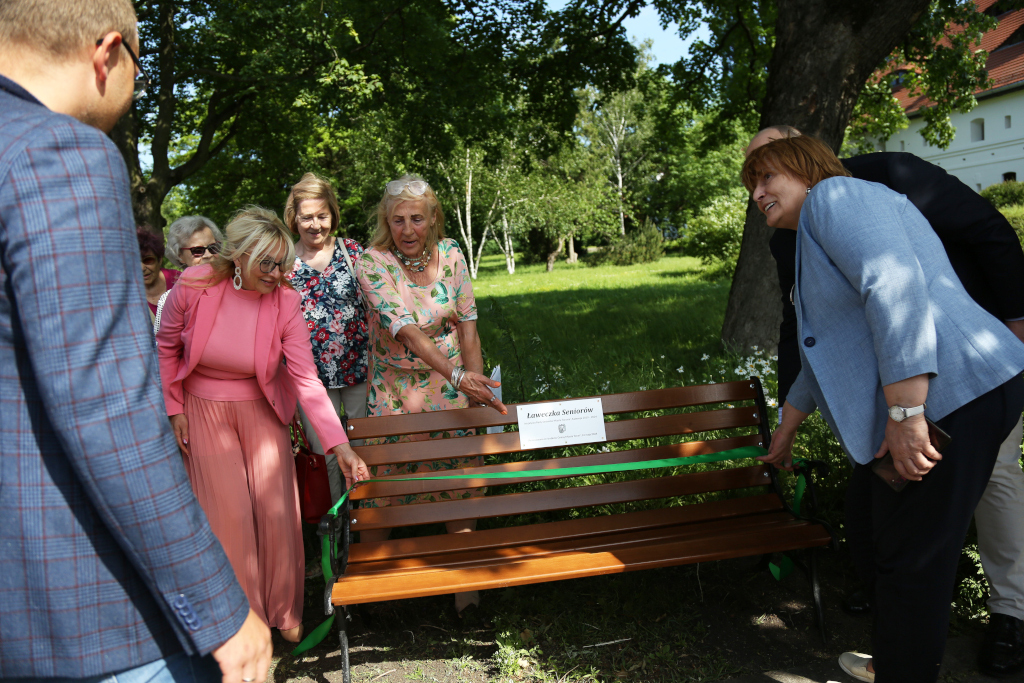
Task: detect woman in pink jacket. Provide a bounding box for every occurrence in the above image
[157,206,369,643]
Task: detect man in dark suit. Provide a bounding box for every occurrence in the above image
[748,126,1024,677]
[0,1,271,681]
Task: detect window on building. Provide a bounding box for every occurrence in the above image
[889,69,908,92]
[971,118,985,142]
[985,0,1013,17]
[900,140,905,152]
[1005,172,1018,182]
[1007,115,1012,129]
[997,23,1024,50]
[977,183,983,191]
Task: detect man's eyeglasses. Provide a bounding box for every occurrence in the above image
[257,257,287,274]
[182,243,220,258]
[386,179,429,196]
[96,37,151,101]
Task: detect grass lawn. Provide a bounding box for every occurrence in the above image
[471,253,737,404]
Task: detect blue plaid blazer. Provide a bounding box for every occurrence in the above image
[0,76,248,677]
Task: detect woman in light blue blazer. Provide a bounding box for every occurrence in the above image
[742,136,1024,683]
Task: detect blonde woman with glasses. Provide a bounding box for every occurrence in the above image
[355,175,506,616]
[156,206,369,642]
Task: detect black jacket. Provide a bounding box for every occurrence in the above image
[772,151,1024,404]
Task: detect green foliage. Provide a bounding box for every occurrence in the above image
[681,187,749,276]
[984,182,1024,209]
[847,0,1012,151]
[592,221,666,266]
[842,81,909,157]
[650,0,1006,152]
[1000,205,1024,249]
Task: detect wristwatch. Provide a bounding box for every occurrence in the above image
[888,403,926,422]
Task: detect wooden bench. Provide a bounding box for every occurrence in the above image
[318,378,834,682]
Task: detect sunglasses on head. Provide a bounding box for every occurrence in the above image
[183,243,220,258]
[386,179,429,196]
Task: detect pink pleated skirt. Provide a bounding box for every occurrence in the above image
[182,392,303,631]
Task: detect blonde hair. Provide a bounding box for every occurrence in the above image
[0,0,138,59]
[182,206,295,289]
[369,175,445,252]
[283,173,341,235]
[742,135,851,193]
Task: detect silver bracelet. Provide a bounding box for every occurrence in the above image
[451,367,465,391]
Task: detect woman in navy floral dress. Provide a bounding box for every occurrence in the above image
[284,174,369,503]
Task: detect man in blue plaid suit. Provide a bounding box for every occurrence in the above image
[0,2,272,682]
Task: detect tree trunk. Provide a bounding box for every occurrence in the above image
[546,236,565,272]
[616,156,626,236]
[566,234,578,263]
[501,212,515,274]
[109,109,162,232]
[721,0,931,352]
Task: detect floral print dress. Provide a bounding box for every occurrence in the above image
[286,237,368,388]
[355,238,484,506]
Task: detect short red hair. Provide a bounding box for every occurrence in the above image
[742,135,850,192]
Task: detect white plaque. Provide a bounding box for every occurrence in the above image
[516,398,607,449]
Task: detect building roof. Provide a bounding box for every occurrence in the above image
[895,0,1024,114]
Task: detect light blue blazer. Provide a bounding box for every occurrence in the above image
[786,176,1024,465]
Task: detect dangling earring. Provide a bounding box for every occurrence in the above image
[805,187,811,195]
[232,265,243,290]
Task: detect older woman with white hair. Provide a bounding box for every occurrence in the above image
[165,214,223,268]
[157,206,369,642]
[355,175,505,616]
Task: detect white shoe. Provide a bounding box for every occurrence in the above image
[838,652,874,682]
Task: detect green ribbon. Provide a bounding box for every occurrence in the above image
[768,465,808,580]
[291,444,807,656]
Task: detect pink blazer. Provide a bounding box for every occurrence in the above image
[156,265,348,451]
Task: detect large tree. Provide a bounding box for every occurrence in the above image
[116,0,378,231]
[121,0,644,233]
[654,0,1001,351]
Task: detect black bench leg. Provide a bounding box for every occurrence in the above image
[337,606,351,683]
[810,548,827,642]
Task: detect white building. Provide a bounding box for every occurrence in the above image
[880,0,1024,191]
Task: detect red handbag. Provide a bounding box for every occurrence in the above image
[293,420,333,524]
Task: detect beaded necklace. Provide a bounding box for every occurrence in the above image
[393,246,431,273]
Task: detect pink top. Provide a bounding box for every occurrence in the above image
[157,265,348,451]
[183,286,263,401]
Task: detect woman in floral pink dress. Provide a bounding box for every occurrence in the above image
[355,174,506,615]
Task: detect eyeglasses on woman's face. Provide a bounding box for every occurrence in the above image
[257,257,287,274]
[386,179,429,196]
[182,243,220,258]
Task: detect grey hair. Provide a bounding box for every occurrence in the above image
[165,215,223,267]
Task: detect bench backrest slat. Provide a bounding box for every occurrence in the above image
[350,464,771,530]
[350,433,764,500]
[355,406,762,466]
[346,380,760,440]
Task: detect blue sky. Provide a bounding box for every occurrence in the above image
[546,1,710,66]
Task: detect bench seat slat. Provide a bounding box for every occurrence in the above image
[350,465,772,529]
[349,493,785,562]
[348,511,797,575]
[351,434,764,499]
[354,407,761,466]
[346,380,760,440]
[332,521,831,605]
